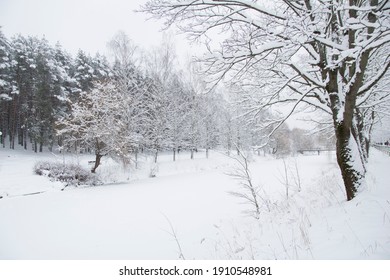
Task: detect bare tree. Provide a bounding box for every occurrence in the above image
[141,0,390,200]
[228,149,262,218]
[107,30,138,71]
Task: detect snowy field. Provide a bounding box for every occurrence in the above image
[0,148,389,259]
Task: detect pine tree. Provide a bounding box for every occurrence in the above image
[73,50,95,93]
[0,28,14,147]
[0,28,13,101]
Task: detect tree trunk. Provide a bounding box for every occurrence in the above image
[9,133,15,149]
[135,149,138,169]
[1,130,4,148]
[154,150,158,163]
[23,129,27,150]
[173,148,176,161]
[328,67,365,201]
[334,122,365,201]
[18,129,23,146]
[91,154,103,173]
[39,139,43,153]
[353,111,369,167]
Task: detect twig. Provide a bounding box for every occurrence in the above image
[162,214,186,260]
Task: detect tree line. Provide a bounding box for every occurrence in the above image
[0,28,332,172]
[0,29,110,152]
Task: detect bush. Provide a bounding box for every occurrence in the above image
[34,161,102,187]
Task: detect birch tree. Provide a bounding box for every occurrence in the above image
[142,0,390,200]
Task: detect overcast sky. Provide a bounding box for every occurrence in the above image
[0,0,182,56]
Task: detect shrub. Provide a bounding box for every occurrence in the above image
[34,161,102,187]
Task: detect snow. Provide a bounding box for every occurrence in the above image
[0,93,11,100]
[0,148,389,259]
[180,0,286,21]
[347,135,366,183]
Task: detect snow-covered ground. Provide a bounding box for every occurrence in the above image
[0,147,389,259]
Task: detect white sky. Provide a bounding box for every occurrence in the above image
[0,0,337,131]
[0,0,188,56]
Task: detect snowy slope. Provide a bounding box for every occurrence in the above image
[0,148,389,259]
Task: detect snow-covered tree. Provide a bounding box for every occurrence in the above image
[163,73,189,160]
[31,37,55,152]
[8,36,76,152]
[108,32,154,163]
[108,30,139,72]
[57,81,138,172]
[0,28,13,102]
[142,0,390,200]
[290,128,315,154]
[143,35,181,161]
[199,91,223,158]
[51,42,76,121]
[185,90,202,159]
[10,35,40,150]
[73,50,95,94]
[0,31,113,153]
[0,28,15,148]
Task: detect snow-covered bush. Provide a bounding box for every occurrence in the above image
[34,161,102,187]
